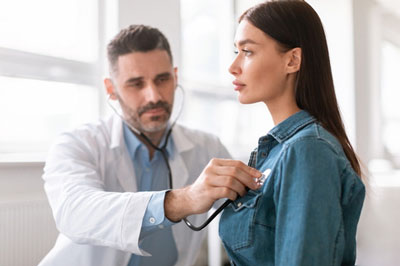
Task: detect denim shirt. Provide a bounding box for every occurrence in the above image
[219,110,365,266]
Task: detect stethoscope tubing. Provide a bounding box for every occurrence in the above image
[109,84,229,231]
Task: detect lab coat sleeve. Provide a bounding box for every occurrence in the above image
[43,132,151,256]
[217,138,232,159]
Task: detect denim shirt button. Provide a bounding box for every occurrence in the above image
[261,152,267,157]
[237,202,242,207]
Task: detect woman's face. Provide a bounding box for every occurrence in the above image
[229,20,291,105]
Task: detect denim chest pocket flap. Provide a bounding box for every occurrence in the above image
[231,190,262,212]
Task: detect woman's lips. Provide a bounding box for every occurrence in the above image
[232,80,246,91]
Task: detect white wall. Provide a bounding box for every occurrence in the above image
[353,0,384,164]
[117,0,181,69]
[0,163,45,200]
[0,162,59,266]
[357,173,400,266]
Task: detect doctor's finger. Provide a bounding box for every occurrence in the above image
[212,186,239,202]
[209,175,247,197]
[214,165,260,191]
[212,158,261,178]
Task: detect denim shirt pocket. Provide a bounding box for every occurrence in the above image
[219,190,262,251]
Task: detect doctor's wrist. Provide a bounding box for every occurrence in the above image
[164,187,192,222]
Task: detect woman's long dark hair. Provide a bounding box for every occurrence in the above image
[240,0,361,176]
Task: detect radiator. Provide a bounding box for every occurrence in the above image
[0,198,58,266]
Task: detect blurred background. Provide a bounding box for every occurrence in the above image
[0,0,399,265]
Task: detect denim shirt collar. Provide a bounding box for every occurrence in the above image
[266,110,316,143]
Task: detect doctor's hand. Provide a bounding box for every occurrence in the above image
[164,158,261,222]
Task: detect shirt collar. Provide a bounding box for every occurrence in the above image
[123,123,174,159]
[266,110,316,143]
[109,114,194,155]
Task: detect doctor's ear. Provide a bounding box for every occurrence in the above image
[104,78,117,100]
[174,67,178,89]
[286,47,302,74]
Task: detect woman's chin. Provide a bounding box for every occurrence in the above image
[238,95,258,105]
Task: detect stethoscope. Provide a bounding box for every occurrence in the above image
[108,84,231,231]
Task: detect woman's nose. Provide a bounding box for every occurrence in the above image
[229,56,242,76]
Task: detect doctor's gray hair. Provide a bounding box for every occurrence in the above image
[107,24,173,75]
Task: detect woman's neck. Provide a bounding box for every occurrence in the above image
[265,93,301,126]
[269,104,301,125]
[264,73,301,125]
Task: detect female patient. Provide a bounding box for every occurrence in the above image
[219,1,365,265]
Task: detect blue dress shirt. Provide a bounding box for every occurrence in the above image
[123,124,178,266]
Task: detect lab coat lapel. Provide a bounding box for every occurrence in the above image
[109,115,138,192]
[170,125,194,189]
[170,153,189,189]
[115,148,138,192]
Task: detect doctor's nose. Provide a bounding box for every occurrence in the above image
[143,83,163,102]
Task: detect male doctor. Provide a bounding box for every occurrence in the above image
[39,24,261,266]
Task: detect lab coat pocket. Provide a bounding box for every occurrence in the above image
[219,190,262,251]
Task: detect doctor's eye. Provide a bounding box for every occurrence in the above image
[134,81,144,88]
[155,75,171,86]
[159,76,170,82]
[127,81,144,89]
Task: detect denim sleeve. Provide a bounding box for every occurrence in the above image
[141,190,176,235]
[273,139,344,266]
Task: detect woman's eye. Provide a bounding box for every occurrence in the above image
[242,49,252,55]
[233,49,252,55]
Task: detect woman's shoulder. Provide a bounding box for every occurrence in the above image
[277,122,362,188]
[284,122,343,156]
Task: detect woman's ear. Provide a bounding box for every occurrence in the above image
[104,78,117,100]
[286,47,302,74]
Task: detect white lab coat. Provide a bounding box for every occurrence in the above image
[39,115,230,266]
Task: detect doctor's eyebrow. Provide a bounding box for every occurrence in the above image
[124,72,172,85]
[125,76,143,84]
[234,39,259,47]
[154,72,172,81]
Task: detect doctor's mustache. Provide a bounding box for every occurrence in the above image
[138,101,172,116]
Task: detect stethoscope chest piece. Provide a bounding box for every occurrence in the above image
[254,168,271,186]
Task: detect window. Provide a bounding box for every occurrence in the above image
[0,0,102,156]
[0,0,98,62]
[0,77,99,153]
[180,0,270,160]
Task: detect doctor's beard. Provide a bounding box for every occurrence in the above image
[117,95,172,133]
